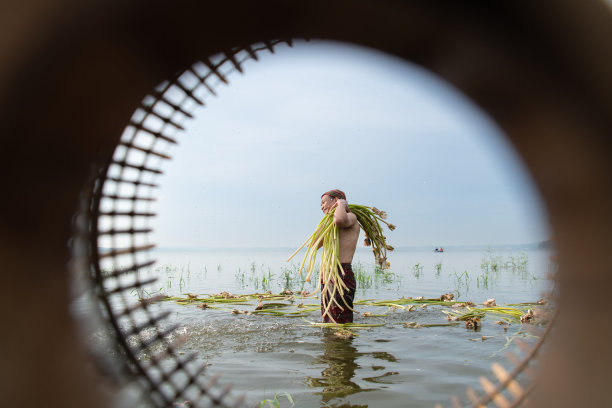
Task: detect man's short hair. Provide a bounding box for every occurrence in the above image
[321,189,346,200]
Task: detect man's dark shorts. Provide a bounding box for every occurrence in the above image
[321,263,356,323]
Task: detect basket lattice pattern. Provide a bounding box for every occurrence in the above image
[75,39,293,408]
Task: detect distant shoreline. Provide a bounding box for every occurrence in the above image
[97,242,549,253]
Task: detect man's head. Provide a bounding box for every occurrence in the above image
[321,189,346,214]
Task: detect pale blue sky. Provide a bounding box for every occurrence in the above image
[152,40,550,249]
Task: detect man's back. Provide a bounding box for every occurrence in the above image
[337,213,360,264]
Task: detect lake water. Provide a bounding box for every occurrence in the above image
[85,247,554,407]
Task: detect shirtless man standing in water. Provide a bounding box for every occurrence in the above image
[320,189,360,323]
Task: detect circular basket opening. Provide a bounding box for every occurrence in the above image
[73,39,555,407]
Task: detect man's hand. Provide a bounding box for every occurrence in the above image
[334,199,348,211]
[333,199,355,228]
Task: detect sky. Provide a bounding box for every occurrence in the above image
[151,40,550,249]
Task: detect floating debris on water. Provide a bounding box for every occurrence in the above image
[230,309,251,315]
[521,309,535,323]
[334,329,355,339]
[483,298,497,307]
[465,317,481,330]
[304,320,385,329]
[402,321,460,328]
[162,292,551,334]
[440,293,454,301]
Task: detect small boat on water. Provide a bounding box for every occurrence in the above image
[434,247,444,253]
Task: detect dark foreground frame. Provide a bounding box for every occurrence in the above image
[1,1,611,407]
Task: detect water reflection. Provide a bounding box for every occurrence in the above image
[307,330,399,407]
[308,330,361,402]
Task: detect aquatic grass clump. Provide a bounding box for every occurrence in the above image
[234,263,313,293]
[481,248,503,272]
[233,260,400,294]
[287,204,396,323]
[481,249,531,278]
[352,261,401,290]
[476,273,489,289]
[434,262,442,277]
[451,270,470,296]
[259,392,295,408]
[354,264,373,288]
[412,263,424,278]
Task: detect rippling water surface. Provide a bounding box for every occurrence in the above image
[92,247,553,407]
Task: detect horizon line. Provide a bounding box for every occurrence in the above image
[100,241,547,251]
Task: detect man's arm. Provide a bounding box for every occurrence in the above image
[333,199,357,228]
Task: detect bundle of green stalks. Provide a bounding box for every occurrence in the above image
[350,205,396,267]
[287,204,395,323]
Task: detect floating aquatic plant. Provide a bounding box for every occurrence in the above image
[442,305,534,323]
[402,321,461,329]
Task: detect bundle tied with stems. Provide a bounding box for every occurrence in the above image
[286,204,396,323]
